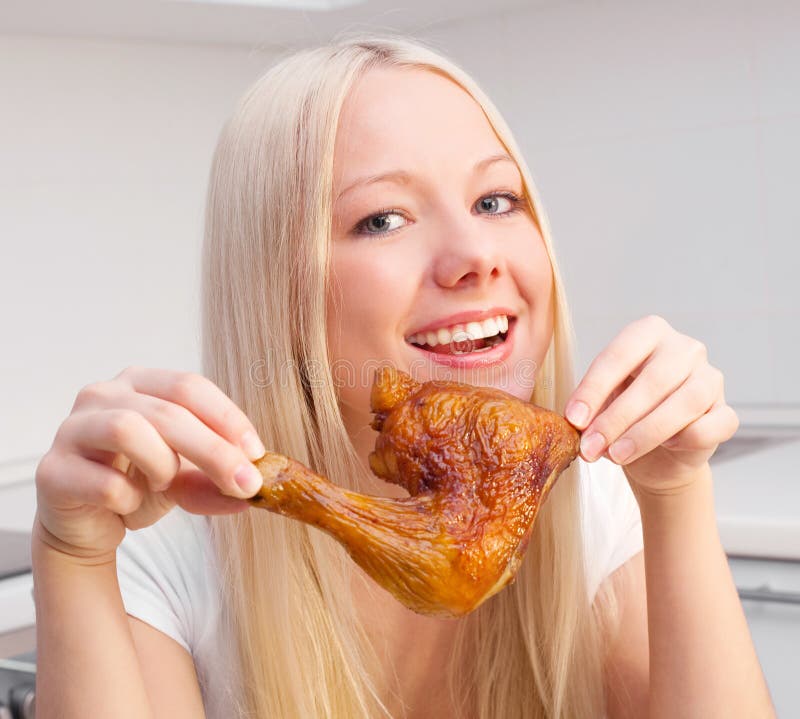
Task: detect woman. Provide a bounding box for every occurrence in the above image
[32,34,774,718]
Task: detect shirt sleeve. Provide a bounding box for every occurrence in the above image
[579,456,644,600]
[115,507,210,655]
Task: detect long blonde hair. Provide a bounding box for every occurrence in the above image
[201,32,619,718]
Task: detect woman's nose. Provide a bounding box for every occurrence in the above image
[432,224,504,290]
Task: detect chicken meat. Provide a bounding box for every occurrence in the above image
[248,367,580,617]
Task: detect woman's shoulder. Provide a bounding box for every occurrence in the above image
[576,456,644,600]
[116,509,242,717]
[119,504,211,552]
[577,455,638,516]
[115,507,220,654]
[116,506,214,586]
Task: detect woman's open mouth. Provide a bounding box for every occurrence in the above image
[404,314,516,360]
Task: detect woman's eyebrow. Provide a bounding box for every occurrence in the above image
[335,153,516,203]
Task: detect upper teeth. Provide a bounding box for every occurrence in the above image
[407,314,510,347]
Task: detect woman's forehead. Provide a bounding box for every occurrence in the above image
[333,66,509,192]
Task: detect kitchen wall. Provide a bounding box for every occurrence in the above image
[0,36,278,464]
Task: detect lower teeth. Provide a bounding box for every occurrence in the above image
[453,346,492,355]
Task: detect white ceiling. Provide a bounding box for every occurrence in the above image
[0,0,540,49]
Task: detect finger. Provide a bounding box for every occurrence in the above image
[119,391,264,499]
[662,400,740,453]
[116,366,266,460]
[58,409,181,493]
[606,366,724,465]
[586,378,629,420]
[40,451,146,517]
[70,370,264,499]
[574,383,627,462]
[166,465,254,516]
[71,380,127,413]
[116,460,175,529]
[577,342,701,461]
[565,315,674,430]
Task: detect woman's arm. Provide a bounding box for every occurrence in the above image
[636,465,774,718]
[31,366,262,717]
[602,468,775,719]
[566,315,775,718]
[128,616,207,717]
[33,520,208,718]
[32,521,155,718]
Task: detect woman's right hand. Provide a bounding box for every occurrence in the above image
[34,366,267,561]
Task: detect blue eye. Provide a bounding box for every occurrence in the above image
[477,193,520,215]
[355,209,407,236]
[352,191,526,237]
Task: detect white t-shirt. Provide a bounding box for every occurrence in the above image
[116,456,643,717]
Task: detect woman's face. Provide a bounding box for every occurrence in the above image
[328,66,554,440]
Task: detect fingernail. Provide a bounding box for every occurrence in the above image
[234,463,263,497]
[241,431,266,461]
[580,431,606,461]
[566,400,590,428]
[609,437,635,464]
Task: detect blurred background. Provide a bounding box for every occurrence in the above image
[0,0,797,715]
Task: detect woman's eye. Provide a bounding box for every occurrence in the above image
[355,210,407,236]
[352,192,524,237]
[476,193,521,215]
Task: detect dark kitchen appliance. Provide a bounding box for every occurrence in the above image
[0,529,34,717]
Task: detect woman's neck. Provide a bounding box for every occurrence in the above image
[351,567,463,718]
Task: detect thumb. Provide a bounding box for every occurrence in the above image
[120,455,250,531]
[121,460,176,530]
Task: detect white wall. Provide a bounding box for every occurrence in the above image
[0,36,280,462]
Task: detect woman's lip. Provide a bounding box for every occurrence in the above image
[407,318,517,368]
[405,307,516,338]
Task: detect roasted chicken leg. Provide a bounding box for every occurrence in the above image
[249,367,580,617]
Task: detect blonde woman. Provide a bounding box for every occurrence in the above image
[32,34,774,718]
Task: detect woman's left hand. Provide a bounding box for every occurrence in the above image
[564,314,740,496]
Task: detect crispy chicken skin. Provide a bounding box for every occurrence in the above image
[249,367,580,617]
